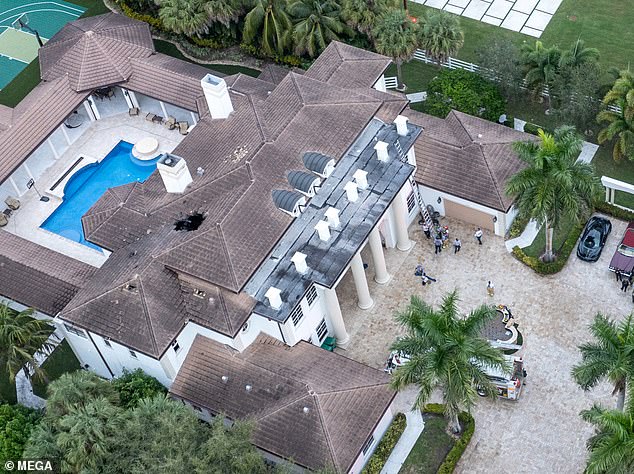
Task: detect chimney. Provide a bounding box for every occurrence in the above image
[201,74,234,119]
[394,115,409,136]
[291,252,308,274]
[343,181,359,202]
[157,154,192,193]
[374,141,389,162]
[353,169,368,190]
[324,207,340,228]
[314,220,331,241]
[265,287,282,310]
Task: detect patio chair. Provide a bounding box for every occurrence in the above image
[129,107,140,116]
[152,115,164,124]
[164,116,176,130]
[0,212,7,227]
[320,336,337,352]
[146,112,157,122]
[177,121,189,135]
[4,196,20,211]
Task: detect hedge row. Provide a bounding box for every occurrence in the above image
[423,404,475,474]
[117,1,164,31]
[507,214,529,239]
[512,222,584,275]
[594,201,634,222]
[361,413,407,474]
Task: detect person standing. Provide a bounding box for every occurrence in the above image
[453,238,461,254]
[616,269,622,282]
[474,228,483,245]
[487,280,495,297]
[434,236,442,254]
[422,222,431,239]
[622,278,630,292]
[631,288,634,304]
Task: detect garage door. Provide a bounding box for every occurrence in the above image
[444,200,495,231]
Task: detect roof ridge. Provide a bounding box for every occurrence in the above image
[477,143,506,209]
[217,223,240,291]
[132,276,159,355]
[217,287,236,334]
[312,392,340,470]
[252,391,310,422]
[131,54,205,82]
[313,382,391,396]
[91,31,128,82]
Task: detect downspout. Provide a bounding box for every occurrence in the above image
[86,332,114,378]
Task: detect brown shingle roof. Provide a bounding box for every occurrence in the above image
[0,230,96,315]
[0,76,88,185]
[39,13,154,92]
[169,334,395,472]
[0,105,12,132]
[409,109,535,211]
[257,64,290,85]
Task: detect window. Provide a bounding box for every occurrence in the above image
[406,191,416,213]
[316,319,328,343]
[362,435,375,456]
[103,338,112,349]
[172,341,180,353]
[306,285,318,307]
[241,322,249,333]
[193,288,206,298]
[290,305,304,326]
[64,323,87,339]
[129,349,138,359]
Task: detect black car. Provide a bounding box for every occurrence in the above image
[577,216,612,262]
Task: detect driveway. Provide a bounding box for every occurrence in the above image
[337,215,628,474]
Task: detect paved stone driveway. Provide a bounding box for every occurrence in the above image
[338,216,628,473]
[410,0,562,37]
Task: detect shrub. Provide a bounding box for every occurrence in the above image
[508,213,529,239]
[189,37,224,50]
[511,222,584,274]
[422,404,475,474]
[239,43,310,69]
[594,201,634,222]
[361,413,407,474]
[522,122,541,135]
[0,404,41,465]
[111,369,166,409]
[423,69,505,122]
[117,1,164,31]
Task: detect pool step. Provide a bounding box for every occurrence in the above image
[46,155,98,200]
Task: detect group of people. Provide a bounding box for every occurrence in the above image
[414,264,437,286]
[422,222,484,255]
[615,269,634,302]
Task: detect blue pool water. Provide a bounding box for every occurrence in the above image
[41,141,159,250]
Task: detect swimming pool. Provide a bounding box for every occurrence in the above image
[41,141,159,250]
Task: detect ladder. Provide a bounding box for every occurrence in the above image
[393,139,434,228]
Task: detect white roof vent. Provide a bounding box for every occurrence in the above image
[245,384,253,392]
[324,207,340,228]
[343,181,359,202]
[314,220,331,242]
[291,251,308,274]
[303,406,310,414]
[157,154,193,194]
[265,287,283,310]
[394,115,409,136]
[374,141,389,162]
[221,375,229,383]
[353,169,368,190]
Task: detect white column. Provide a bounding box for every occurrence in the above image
[128,91,139,108]
[22,163,35,181]
[159,100,168,118]
[9,177,20,196]
[350,253,374,310]
[369,228,390,284]
[47,138,59,159]
[323,287,350,349]
[393,189,413,251]
[605,186,610,202]
[60,125,71,145]
[83,100,96,121]
[190,111,198,125]
[121,88,134,108]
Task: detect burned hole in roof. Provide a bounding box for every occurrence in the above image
[174,213,206,231]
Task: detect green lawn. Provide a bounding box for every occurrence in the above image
[400,414,454,474]
[31,340,81,399]
[522,214,575,258]
[153,40,261,77]
[592,145,634,209]
[408,0,634,72]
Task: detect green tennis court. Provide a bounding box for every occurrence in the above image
[0,0,86,89]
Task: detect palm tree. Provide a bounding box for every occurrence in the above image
[598,69,634,161]
[572,314,634,411]
[288,0,350,58]
[340,0,396,38]
[0,303,53,383]
[559,39,599,69]
[243,0,292,56]
[581,401,634,473]
[390,291,508,433]
[372,9,419,91]
[506,126,600,262]
[417,10,464,67]
[521,40,561,109]
[46,371,118,418]
[158,0,210,36]
[205,0,243,27]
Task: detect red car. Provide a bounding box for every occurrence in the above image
[609,222,634,276]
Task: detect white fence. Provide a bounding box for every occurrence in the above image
[386,49,622,114]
